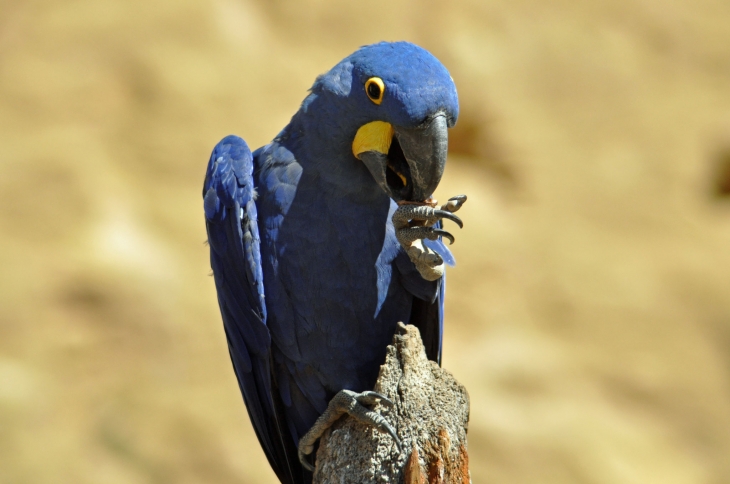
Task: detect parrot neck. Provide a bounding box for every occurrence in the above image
[283,112,386,204]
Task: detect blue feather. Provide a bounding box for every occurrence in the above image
[423,238,456,267]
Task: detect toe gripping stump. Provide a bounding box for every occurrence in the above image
[299,323,471,484]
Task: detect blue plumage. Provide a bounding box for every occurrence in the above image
[204,42,458,483]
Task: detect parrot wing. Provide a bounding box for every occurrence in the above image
[203,135,301,484]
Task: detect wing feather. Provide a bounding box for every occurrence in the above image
[204,135,302,484]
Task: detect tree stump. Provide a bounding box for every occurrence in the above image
[313,322,471,483]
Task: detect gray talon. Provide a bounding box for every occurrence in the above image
[433,228,454,244]
[298,451,315,472]
[355,390,393,406]
[358,391,395,407]
[384,423,402,452]
[434,209,463,228]
[442,195,467,213]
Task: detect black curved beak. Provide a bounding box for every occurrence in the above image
[359,113,448,202]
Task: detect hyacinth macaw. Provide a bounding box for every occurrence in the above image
[203,41,465,483]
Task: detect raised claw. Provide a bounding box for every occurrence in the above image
[392,194,467,280]
[442,194,467,213]
[393,205,464,230]
[433,209,463,228]
[432,228,455,245]
[397,226,453,246]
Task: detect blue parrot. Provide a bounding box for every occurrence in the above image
[203,41,464,483]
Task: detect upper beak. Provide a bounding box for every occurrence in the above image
[354,113,448,203]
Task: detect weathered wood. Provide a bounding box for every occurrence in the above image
[313,322,471,483]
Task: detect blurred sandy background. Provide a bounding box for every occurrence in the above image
[2,0,730,482]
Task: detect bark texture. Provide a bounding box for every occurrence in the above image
[313,323,471,483]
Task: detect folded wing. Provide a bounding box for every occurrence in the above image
[204,135,302,484]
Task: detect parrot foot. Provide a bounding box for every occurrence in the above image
[298,390,401,472]
[393,195,467,280]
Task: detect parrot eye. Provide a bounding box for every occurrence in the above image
[365,77,385,105]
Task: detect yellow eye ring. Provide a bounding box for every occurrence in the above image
[365,77,385,105]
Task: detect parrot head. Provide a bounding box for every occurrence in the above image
[301,41,458,203]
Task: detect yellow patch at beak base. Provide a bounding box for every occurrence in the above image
[352,121,394,158]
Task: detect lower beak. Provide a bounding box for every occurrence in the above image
[355,114,448,203]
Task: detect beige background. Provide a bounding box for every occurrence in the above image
[2,0,730,482]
